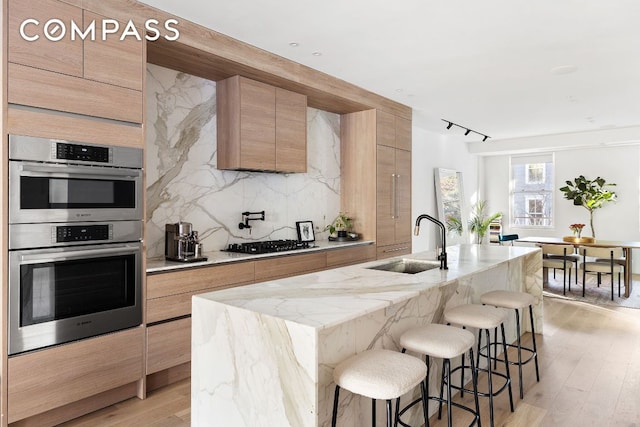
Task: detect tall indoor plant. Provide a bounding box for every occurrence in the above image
[559,175,617,238]
[468,200,502,244]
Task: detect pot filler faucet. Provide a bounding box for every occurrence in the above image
[414,214,448,270]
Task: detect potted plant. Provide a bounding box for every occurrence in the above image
[468,200,502,244]
[325,212,353,239]
[559,175,617,238]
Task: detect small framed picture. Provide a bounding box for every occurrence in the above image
[296,221,315,242]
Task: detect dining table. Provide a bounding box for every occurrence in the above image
[516,236,640,298]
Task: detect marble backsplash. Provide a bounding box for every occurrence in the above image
[146,64,341,258]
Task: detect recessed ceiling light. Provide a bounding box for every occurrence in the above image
[551,65,578,75]
[395,88,403,92]
[289,42,299,47]
[312,51,322,56]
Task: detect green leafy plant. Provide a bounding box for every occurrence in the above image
[559,176,617,238]
[446,214,463,236]
[468,200,502,244]
[324,212,352,235]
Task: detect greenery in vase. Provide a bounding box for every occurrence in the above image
[559,176,616,239]
[324,212,352,235]
[468,200,502,244]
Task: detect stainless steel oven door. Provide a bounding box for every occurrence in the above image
[9,161,143,223]
[9,242,142,355]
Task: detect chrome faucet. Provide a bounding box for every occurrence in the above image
[414,214,448,270]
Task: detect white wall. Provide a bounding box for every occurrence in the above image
[411,125,478,253]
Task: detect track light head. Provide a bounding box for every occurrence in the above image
[446,122,453,130]
[464,129,471,136]
[483,135,488,142]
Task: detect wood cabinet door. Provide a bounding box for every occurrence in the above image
[395,149,412,244]
[395,116,412,152]
[376,110,396,148]
[8,0,83,77]
[83,11,144,91]
[239,77,276,170]
[275,88,307,172]
[146,318,191,375]
[376,145,396,246]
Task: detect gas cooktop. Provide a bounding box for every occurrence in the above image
[224,239,313,254]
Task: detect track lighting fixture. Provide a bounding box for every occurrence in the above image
[441,119,490,142]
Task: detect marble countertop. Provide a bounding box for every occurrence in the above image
[194,244,540,330]
[146,240,374,273]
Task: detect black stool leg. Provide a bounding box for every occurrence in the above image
[445,358,452,427]
[372,399,376,426]
[469,347,481,427]
[420,375,429,427]
[500,324,515,412]
[438,355,446,419]
[386,399,392,427]
[515,308,524,399]
[331,385,340,427]
[484,328,495,427]
[529,305,540,382]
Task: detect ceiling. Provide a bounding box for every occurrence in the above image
[139,0,640,141]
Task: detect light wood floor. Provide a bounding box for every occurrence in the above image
[60,296,640,427]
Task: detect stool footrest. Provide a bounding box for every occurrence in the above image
[448,365,511,398]
[480,342,537,367]
[397,395,479,427]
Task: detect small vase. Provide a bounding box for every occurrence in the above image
[337,230,348,238]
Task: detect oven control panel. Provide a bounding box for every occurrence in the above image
[54,224,113,243]
[54,142,112,163]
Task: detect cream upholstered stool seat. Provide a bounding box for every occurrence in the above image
[397,324,480,427]
[331,349,428,427]
[480,290,540,399]
[444,304,514,427]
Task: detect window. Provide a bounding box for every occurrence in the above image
[526,163,545,184]
[510,154,554,227]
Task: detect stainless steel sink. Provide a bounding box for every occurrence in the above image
[366,259,441,274]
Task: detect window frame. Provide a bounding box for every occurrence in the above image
[509,154,555,229]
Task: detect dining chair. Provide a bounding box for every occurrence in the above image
[578,246,625,300]
[541,244,575,295]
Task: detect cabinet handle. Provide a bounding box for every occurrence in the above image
[391,173,397,219]
[383,246,409,253]
[395,174,400,219]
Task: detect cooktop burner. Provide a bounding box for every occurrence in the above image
[225,239,312,254]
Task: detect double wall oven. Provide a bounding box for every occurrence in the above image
[8,135,144,355]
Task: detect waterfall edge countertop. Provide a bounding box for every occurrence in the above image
[191,244,543,427]
[194,244,541,330]
[146,239,374,273]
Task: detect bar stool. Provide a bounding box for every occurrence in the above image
[396,324,480,427]
[480,290,540,399]
[331,348,429,427]
[444,304,514,427]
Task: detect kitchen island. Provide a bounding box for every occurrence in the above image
[191,244,542,426]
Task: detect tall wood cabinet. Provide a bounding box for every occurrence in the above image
[7,0,144,123]
[341,109,412,259]
[217,75,307,172]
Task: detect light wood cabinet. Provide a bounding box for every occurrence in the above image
[146,318,191,375]
[7,328,143,423]
[7,0,144,122]
[217,75,307,172]
[255,252,326,282]
[326,244,376,268]
[341,109,412,259]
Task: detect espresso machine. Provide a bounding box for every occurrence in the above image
[165,221,207,262]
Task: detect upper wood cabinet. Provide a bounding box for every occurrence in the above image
[217,75,307,172]
[7,0,144,122]
[376,110,412,152]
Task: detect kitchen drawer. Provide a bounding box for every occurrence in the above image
[147,261,255,300]
[255,252,326,282]
[146,281,251,324]
[8,327,143,423]
[146,318,191,375]
[376,242,412,260]
[326,245,376,268]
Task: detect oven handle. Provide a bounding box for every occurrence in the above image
[20,245,139,264]
[20,164,141,179]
